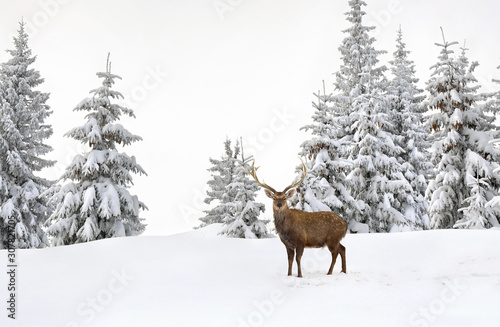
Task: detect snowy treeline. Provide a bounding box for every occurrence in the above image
[200,0,500,236]
[0,22,147,248]
[3,0,500,246]
[294,0,500,232]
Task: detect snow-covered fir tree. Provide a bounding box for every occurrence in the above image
[456,153,500,229]
[346,73,413,233]
[299,0,415,232]
[453,46,500,229]
[296,0,389,231]
[45,55,147,245]
[336,0,387,96]
[453,47,500,229]
[337,1,420,232]
[295,84,358,222]
[484,64,500,228]
[199,138,268,238]
[199,137,237,228]
[425,36,500,229]
[0,21,54,249]
[222,139,268,238]
[386,27,430,230]
[425,37,463,229]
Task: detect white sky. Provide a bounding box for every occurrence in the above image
[1,0,500,235]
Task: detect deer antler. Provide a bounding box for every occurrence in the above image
[241,160,277,194]
[283,158,307,193]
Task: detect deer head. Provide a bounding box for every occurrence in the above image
[242,158,307,211]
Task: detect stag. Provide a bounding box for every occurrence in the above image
[243,159,347,277]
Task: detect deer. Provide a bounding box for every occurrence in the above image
[242,159,347,278]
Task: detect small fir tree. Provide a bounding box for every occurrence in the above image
[0,21,54,249]
[45,55,147,245]
[221,139,268,238]
[199,138,268,238]
[455,153,500,228]
[198,137,237,228]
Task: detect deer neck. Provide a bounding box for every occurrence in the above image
[273,206,290,234]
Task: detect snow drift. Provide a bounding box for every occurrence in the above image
[1,225,499,327]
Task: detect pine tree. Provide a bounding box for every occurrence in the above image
[300,0,414,233]
[199,137,237,228]
[456,153,500,228]
[221,139,268,238]
[0,21,54,249]
[45,55,147,245]
[483,64,500,228]
[333,3,424,233]
[451,48,500,229]
[425,35,462,229]
[199,138,268,238]
[295,0,388,231]
[346,77,413,233]
[336,0,386,96]
[295,84,358,221]
[386,27,430,230]
[425,34,500,229]
[330,0,387,163]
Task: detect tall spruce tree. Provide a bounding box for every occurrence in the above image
[296,0,387,230]
[339,1,417,233]
[346,69,413,233]
[0,21,54,249]
[425,36,462,229]
[453,45,500,228]
[425,35,500,229]
[45,55,147,245]
[386,27,430,230]
[298,0,415,232]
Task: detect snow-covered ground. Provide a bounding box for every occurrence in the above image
[1,225,499,327]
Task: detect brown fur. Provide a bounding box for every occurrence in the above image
[268,190,347,277]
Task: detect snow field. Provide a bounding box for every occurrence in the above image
[1,226,499,327]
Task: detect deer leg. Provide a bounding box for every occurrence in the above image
[339,243,346,273]
[295,245,304,278]
[327,244,339,275]
[286,246,294,276]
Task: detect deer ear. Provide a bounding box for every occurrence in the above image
[285,189,296,199]
[264,190,274,199]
